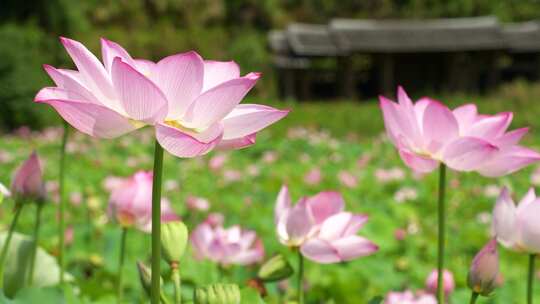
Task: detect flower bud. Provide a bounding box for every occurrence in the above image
[194,283,241,304]
[136,261,163,296]
[468,239,500,296]
[257,254,294,282]
[11,151,46,204]
[161,221,189,264]
[425,269,455,296]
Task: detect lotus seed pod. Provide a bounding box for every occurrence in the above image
[194,283,241,304]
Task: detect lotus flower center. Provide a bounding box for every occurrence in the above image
[164,120,206,134]
[128,119,147,128]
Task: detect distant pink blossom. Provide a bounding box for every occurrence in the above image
[337,170,357,188]
[357,153,371,168]
[191,222,264,266]
[531,166,540,185]
[262,151,278,164]
[223,169,242,183]
[483,184,501,198]
[449,178,460,189]
[0,150,13,164]
[69,191,83,206]
[425,269,455,296]
[304,168,322,185]
[164,179,179,191]
[126,157,139,167]
[476,212,491,224]
[103,176,124,191]
[385,290,437,304]
[107,171,178,233]
[394,228,407,241]
[287,127,309,139]
[46,180,60,203]
[375,167,405,183]
[394,187,418,203]
[186,195,210,211]
[205,213,224,227]
[209,153,228,171]
[65,226,74,246]
[275,186,377,264]
[35,37,288,158]
[246,164,260,177]
[14,126,32,139]
[380,86,540,176]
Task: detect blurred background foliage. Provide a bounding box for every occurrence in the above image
[1,0,540,130]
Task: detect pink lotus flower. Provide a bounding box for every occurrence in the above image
[275,186,378,263]
[223,169,242,183]
[0,152,13,166]
[186,195,210,211]
[492,187,540,253]
[337,170,357,188]
[103,176,125,191]
[69,191,82,206]
[394,228,407,241]
[262,151,278,164]
[208,153,228,171]
[385,291,437,304]
[375,167,405,183]
[246,164,260,177]
[357,153,371,168]
[107,171,178,233]
[380,87,540,176]
[204,213,225,227]
[394,187,418,203]
[303,167,322,185]
[64,225,75,247]
[36,37,289,158]
[531,166,540,186]
[11,151,46,202]
[191,222,264,266]
[425,269,455,296]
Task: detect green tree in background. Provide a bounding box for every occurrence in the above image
[1,0,539,130]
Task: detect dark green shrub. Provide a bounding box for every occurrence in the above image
[0,23,59,130]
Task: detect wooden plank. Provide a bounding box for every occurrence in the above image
[503,22,540,52]
[330,17,506,53]
[286,23,345,56]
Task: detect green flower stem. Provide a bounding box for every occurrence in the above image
[117,227,128,303]
[469,291,479,304]
[297,250,304,304]
[151,140,164,304]
[160,290,172,304]
[27,204,44,286]
[0,204,24,288]
[437,164,447,304]
[58,121,69,284]
[528,254,536,304]
[172,266,182,304]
